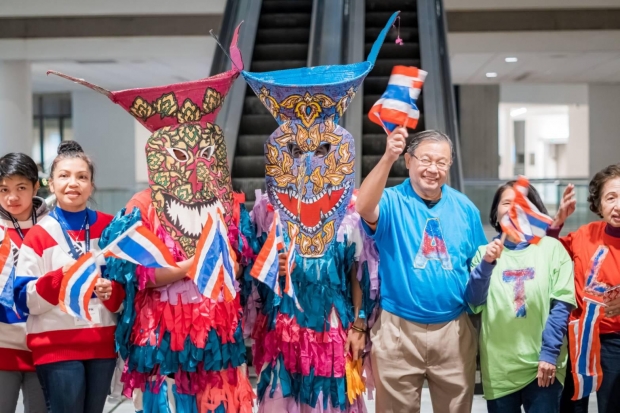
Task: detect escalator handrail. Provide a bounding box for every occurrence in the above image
[418,0,464,191]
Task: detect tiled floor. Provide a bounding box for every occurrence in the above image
[15,388,598,412]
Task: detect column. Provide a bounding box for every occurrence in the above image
[72,90,136,190]
[459,85,500,179]
[0,61,33,154]
[588,84,620,177]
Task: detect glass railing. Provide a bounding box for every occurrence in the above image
[464,179,598,235]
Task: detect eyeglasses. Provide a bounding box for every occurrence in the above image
[411,154,451,171]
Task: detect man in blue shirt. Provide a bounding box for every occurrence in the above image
[356,128,487,413]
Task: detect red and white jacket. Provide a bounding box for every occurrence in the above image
[0,197,48,371]
[15,209,124,365]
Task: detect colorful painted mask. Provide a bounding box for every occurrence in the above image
[49,25,243,256]
[242,12,398,258]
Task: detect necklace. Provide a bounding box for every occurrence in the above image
[54,210,89,256]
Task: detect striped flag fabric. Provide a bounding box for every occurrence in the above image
[368,65,427,133]
[569,245,609,400]
[188,210,238,302]
[103,222,177,268]
[282,224,301,310]
[0,229,16,311]
[569,295,605,400]
[59,252,101,322]
[500,176,553,245]
[250,210,285,296]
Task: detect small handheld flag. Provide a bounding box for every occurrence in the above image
[59,252,101,322]
[282,224,301,310]
[250,210,285,296]
[188,209,238,302]
[103,222,177,268]
[368,65,427,133]
[251,211,302,310]
[0,229,16,311]
[500,176,553,245]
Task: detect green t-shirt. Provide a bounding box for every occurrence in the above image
[471,236,576,400]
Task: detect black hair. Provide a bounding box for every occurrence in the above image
[489,180,548,233]
[50,141,95,182]
[0,153,39,186]
[406,130,455,160]
[588,164,620,218]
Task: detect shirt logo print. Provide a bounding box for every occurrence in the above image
[503,268,535,317]
[414,218,452,270]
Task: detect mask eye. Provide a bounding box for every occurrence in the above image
[166,147,189,162]
[199,145,216,160]
[287,143,303,159]
[314,143,331,158]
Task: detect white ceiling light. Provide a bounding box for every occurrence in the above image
[505,57,518,63]
[486,72,498,78]
[510,107,528,117]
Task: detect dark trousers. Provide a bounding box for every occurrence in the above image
[487,379,562,413]
[36,358,116,413]
[560,333,620,413]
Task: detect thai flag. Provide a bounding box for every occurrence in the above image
[500,176,553,244]
[188,210,238,302]
[250,210,285,296]
[569,295,604,400]
[0,229,16,311]
[368,65,427,133]
[103,222,177,268]
[569,245,610,400]
[59,252,101,322]
[282,224,302,310]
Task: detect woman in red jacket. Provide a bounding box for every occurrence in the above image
[551,164,620,413]
[16,141,123,413]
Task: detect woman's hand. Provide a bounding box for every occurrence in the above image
[345,326,367,361]
[605,296,620,318]
[483,239,504,263]
[553,184,576,228]
[94,278,112,301]
[537,361,556,387]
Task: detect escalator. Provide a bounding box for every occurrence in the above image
[230,0,313,209]
[362,0,423,188]
[217,0,462,202]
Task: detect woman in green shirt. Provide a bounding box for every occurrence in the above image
[465,181,576,413]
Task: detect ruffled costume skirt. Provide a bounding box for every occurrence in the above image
[102,202,258,413]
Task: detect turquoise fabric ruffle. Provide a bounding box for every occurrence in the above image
[258,355,347,411]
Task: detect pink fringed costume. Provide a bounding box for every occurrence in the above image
[50,24,257,413]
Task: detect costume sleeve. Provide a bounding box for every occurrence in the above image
[15,241,60,316]
[99,207,141,359]
[539,299,572,365]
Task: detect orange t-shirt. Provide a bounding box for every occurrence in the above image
[559,221,620,334]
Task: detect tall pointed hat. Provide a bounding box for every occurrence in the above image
[48,24,244,257]
[242,12,399,257]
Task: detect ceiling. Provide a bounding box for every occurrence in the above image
[449,31,620,84]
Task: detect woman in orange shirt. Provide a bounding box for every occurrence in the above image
[551,164,620,413]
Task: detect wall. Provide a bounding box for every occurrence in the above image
[72,91,136,190]
[459,85,500,179]
[588,84,620,176]
[0,0,227,16]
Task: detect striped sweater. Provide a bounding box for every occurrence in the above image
[15,207,124,365]
[0,197,48,371]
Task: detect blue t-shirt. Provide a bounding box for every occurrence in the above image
[363,180,487,324]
